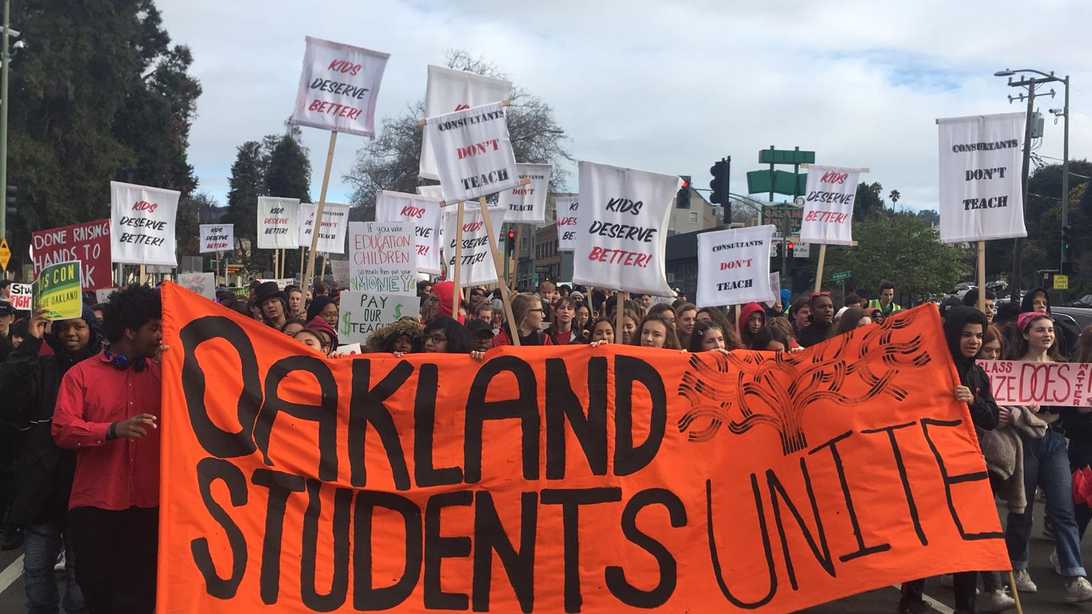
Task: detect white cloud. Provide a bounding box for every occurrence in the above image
[159,0,1091,211]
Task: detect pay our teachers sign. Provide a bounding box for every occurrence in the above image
[347,222,415,296]
[159,288,1010,613]
[573,161,677,296]
[110,181,180,267]
[937,112,1027,243]
[290,36,389,137]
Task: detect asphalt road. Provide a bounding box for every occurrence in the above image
[0,506,1089,612]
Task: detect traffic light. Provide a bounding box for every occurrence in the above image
[5,184,15,216]
[709,158,730,205]
[787,240,795,257]
[676,176,691,209]
[506,228,516,256]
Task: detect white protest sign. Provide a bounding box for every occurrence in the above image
[199,224,234,254]
[555,193,580,252]
[800,166,862,246]
[502,163,552,225]
[348,221,415,296]
[572,161,677,296]
[94,288,117,304]
[257,197,300,249]
[425,101,520,203]
[696,225,775,308]
[290,36,389,137]
[767,272,781,308]
[979,360,1092,407]
[176,272,216,300]
[332,343,362,357]
[375,190,442,275]
[297,202,350,254]
[9,283,32,311]
[337,291,420,344]
[420,65,512,181]
[110,181,180,267]
[442,202,506,286]
[938,112,1027,243]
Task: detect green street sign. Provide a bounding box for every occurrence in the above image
[831,271,852,282]
[758,148,815,165]
[747,170,807,197]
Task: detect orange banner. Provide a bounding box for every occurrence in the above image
[158,283,1010,613]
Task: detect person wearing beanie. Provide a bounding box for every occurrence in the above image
[254,281,288,329]
[306,295,339,329]
[304,315,338,355]
[366,319,422,354]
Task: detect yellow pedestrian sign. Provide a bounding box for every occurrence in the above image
[1054,273,1069,291]
[0,239,10,272]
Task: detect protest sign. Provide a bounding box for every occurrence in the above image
[375,190,442,275]
[573,161,677,296]
[937,112,1027,243]
[257,197,301,250]
[330,260,351,289]
[443,202,506,286]
[290,36,389,137]
[425,101,520,203]
[336,290,420,344]
[94,288,117,304]
[767,272,781,308]
[696,225,776,308]
[347,221,415,296]
[159,288,1010,613]
[298,202,350,254]
[199,224,234,254]
[31,219,111,289]
[9,283,32,311]
[176,272,216,300]
[502,163,552,225]
[420,65,512,181]
[979,360,1092,407]
[32,261,82,320]
[799,166,862,246]
[555,192,579,251]
[110,181,180,267]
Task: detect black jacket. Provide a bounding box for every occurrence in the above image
[0,319,101,525]
[797,321,833,348]
[944,306,999,431]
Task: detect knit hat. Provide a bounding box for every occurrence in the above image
[305,315,338,350]
[1017,311,1051,333]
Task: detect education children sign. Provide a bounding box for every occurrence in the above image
[199,224,234,254]
[425,101,520,203]
[937,112,1027,243]
[31,219,111,290]
[979,360,1092,407]
[257,197,301,250]
[347,221,415,296]
[502,163,552,225]
[290,36,390,137]
[555,192,579,251]
[159,288,1011,613]
[442,202,506,286]
[573,161,677,296]
[696,225,777,308]
[375,191,442,276]
[298,203,350,254]
[337,290,420,343]
[799,166,862,246]
[32,261,82,320]
[110,181,180,267]
[420,65,512,182]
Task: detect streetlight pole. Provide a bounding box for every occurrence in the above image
[1059,75,1070,271]
[0,0,10,244]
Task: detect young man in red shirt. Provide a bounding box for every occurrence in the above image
[52,285,163,614]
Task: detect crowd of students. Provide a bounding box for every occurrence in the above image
[1,275,1092,613]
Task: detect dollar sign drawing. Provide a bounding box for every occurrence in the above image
[394,304,403,319]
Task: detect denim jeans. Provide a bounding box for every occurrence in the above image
[24,523,86,614]
[1005,429,1087,576]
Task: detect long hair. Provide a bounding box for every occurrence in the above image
[833,307,868,336]
[510,293,541,331]
[547,296,578,338]
[632,314,681,349]
[687,320,741,352]
[1079,326,1092,364]
[1004,313,1064,361]
[422,316,473,354]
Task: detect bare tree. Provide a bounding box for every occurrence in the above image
[344,50,571,221]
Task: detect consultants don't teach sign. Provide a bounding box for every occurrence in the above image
[159,285,1008,613]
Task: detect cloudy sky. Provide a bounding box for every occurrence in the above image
[159,0,1090,211]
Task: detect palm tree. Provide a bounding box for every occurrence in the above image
[889,189,901,204]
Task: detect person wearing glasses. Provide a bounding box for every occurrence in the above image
[493,294,552,347]
[421,316,474,353]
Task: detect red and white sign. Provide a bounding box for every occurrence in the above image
[8,283,32,311]
[425,101,520,203]
[297,203,350,254]
[31,219,111,289]
[555,193,579,251]
[420,65,512,181]
[442,202,505,286]
[257,196,300,250]
[696,224,776,307]
[978,360,1092,407]
[799,165,863,246]
[573,161,678,296]
[375,190,442,275]
[502,163,552,225]
[199,224,234,254]
[110,181,180,267]
[290,36,389,137]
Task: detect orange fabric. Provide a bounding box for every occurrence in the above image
[158,283,1010,613]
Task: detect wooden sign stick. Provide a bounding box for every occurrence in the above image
[814,244,828,294]
[477,196,521,346]
[303,130,338,291]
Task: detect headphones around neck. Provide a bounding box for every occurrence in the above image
[104,349,146,372]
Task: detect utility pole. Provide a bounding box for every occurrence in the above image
[0,0,11,245]
[1011,81,1035,304]
[1058,75,1071,271]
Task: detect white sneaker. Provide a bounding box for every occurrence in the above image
[1065,576,1092,603]
[53,550,65,572]
[979,589,1016,613]
[1014,569,1038,593]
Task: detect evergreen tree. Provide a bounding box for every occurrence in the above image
[223,142,265,249]
[264,125,312,202]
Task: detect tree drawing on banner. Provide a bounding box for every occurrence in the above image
[678,310,931,455]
